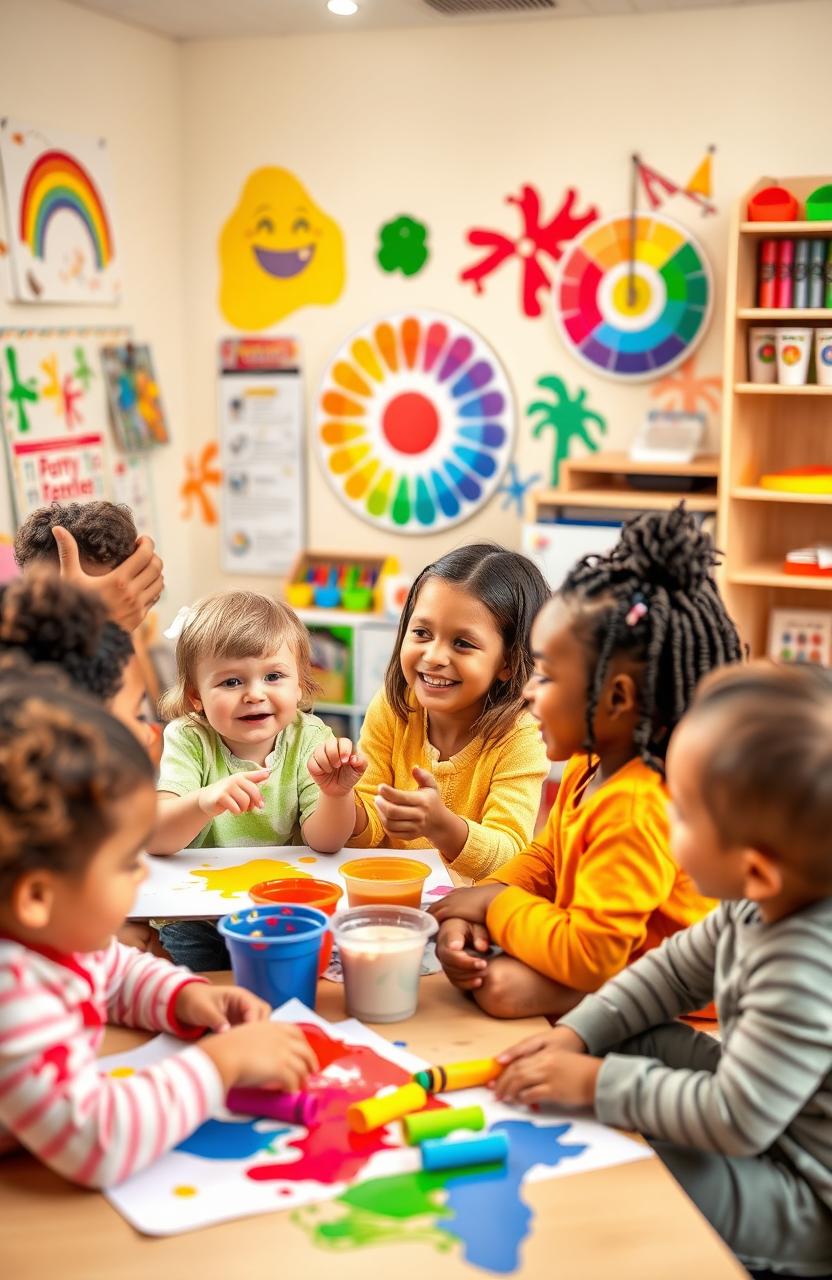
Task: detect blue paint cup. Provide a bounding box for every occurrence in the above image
[217,904,328,1009]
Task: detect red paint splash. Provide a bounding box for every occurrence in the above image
[246,1023,444,1186]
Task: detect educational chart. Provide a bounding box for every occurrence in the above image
[0,119,120,303]
[315,311,514,535]
[101,344,170,451]
[218,337,304,574]
[130,845,451,921]
[104,1000,651,1266]
[552,214,712,382]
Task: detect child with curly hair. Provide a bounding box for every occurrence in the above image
[0,674,317,1188]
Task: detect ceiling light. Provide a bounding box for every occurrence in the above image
[327,0,359,14]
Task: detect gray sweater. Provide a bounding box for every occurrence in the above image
[561,897,832,1210]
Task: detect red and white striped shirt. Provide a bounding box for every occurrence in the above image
[0,937,223,1187]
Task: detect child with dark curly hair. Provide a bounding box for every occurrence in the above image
[432,506,743,1019]
[0,675,317,1188]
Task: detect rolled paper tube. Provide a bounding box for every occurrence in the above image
[403,1105,485,1145]
[347,1082,427,1134]
[421,1132,509,1173]
[226,1087,319,1127]
[413,1059,502,1093]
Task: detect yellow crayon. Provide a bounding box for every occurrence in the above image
[347,1082,427,1134]
[414,1059,502,1093]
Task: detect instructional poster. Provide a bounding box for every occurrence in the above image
[218,337,304,575]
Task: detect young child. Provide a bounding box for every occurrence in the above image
[308,544,550,882]
[149,590,362,968]
[0,675,317,1188]
[432,507,743,1017]
[495,662,832,1278]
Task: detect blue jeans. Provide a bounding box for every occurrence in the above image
[159,921,230,972]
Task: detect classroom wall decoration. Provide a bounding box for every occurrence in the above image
[552,214,712,382]
[179,440,221,525]
[314,310,515,535]
[460,185,598,319]
[526,374,607,486]
[101,344,170,451]
[497,461,542,516]
[0,119,120,303]
[649,353,722,416]
[104,1001,651,1254]
[635,147,717,218]
[376,215,430,277]
[218,168,345,330]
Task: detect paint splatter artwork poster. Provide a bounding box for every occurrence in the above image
[104,1000,651,1270]
[0,120,121,303]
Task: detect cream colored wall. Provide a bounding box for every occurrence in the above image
[0,0,188,620]
[179,0,832,598]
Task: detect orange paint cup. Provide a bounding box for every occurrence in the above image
[249,878,343,974]
[339,857,431,909]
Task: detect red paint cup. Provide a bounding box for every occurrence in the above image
[249,878,343,974]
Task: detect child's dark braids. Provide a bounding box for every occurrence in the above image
[560,504,743,772]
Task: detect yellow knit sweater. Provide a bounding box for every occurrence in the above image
[349,690,549,881]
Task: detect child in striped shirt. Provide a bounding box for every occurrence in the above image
[496,663,832,1277]
[0,673,316,1188]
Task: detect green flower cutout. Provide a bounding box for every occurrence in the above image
[376,216,429,277]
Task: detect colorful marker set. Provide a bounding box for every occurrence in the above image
[346,1059,510,1172]
[757,238,832,309]
[285,551,396,613]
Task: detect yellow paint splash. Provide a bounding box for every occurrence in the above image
[191,859,312,900]
[297,856,318,865]
[108,1066,135,1078]
[173,1185,198,1198]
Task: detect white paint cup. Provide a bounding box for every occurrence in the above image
[775,329,812,386]
[332,905,437,1023]
[748,327,777,383]
[814,329,832,387]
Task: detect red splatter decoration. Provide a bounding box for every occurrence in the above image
[460,185,598,319]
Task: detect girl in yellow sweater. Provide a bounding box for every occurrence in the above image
[308,544,550,880]
[432,506,743,1018]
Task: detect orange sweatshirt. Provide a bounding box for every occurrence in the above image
[484,754,714,992]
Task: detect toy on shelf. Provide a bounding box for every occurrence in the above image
[747,186,799,222]
[806,184,832,221]
[768,609,832,666]
[759,466,832,494]
[783,544,832,578]
[284,551,399,613]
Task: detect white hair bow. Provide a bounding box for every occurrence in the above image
[163,604,195,641]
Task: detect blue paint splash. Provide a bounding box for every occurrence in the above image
[176,1116,290,1161]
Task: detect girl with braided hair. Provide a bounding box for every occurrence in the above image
[0,676,317,1187]
[432,505,742,1020]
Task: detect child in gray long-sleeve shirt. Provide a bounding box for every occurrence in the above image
[495,662,832,1278]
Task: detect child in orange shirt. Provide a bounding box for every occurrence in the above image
[432,506,743,1018]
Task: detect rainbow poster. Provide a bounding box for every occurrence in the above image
[314,310,515,535]
[0,120,120,303]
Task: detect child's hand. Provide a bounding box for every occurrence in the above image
[492,1026,598,1107]
[435,918,493,991]
[375,767,449,842]
[428,883,505,926]
[175,982,271,1033]
[308,738,368,797]
[198,769,270,818]
[200,1022,319,1092]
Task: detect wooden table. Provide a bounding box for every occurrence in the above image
[0,974,746,1280]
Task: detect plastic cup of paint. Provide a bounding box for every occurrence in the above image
[218,904,328,1009]
[248,878,343,975]
[285,583,314,609]
[331,905,437,1023]
[339,857,432,909]
[776,328,812,386]
[748,327,777,384]
[814,329,832,387]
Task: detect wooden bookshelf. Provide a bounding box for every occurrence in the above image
[529,451,719,522]
[718,174,832,656]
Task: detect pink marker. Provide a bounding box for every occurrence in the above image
[226,1086,318,1127]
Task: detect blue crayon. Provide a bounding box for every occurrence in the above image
[420,1131,509,1172]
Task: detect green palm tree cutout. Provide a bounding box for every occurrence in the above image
[527,375,607,486]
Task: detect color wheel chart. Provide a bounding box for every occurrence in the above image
[552,214,712,381]
[314,310,515,534]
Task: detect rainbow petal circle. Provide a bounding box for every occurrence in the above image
[314,311,515,534]
[552,214,712,382]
